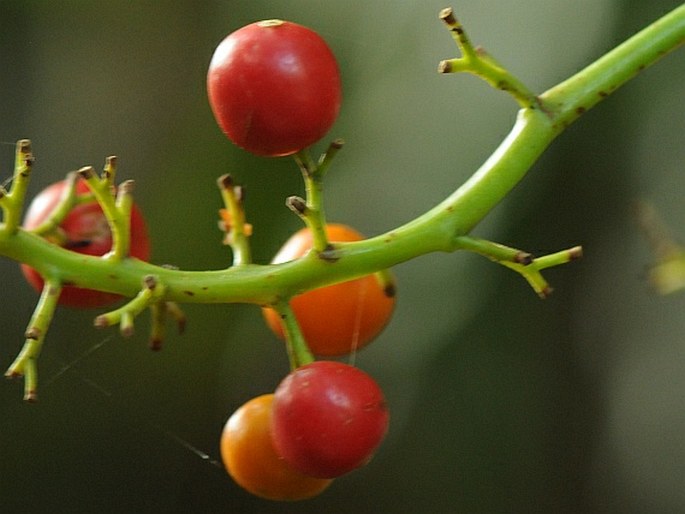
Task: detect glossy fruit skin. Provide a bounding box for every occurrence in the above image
[20,179,151,308]
[271,361,389,479]
[262,224,396,356]
[220,394,332,501]
[207,19,342,157]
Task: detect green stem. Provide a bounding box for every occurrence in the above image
[541,3,685,130]
[317,139,345,176]
[29,172,80,238]
[438,7,538,109]
[294,149,329,253]
[0,140,34,236]
[165,301,187,334]
[93,275,164,336]
[0,6,680,308]
[113,181,134,259]
[149,301,166,350]
[102,155,118,185]
[5,280,62,401]
[500,246,583,298]
[455,236,533,264]
[218,174,252,266]
[273,300,314,370]
[77,166,133,261]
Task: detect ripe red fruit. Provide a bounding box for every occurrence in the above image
[207,19,342,157]
[271,361,389,479]
[20,178,150,308]
[220,394,332,501]
[262,224,396,356]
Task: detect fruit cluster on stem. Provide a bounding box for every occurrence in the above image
[0,3,683,501]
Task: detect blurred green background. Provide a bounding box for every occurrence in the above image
[1,1,683,512]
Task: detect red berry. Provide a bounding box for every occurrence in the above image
[220,394,332,501]
[271,361,389,478]
[20,178,150,308]
[207,19,342,157]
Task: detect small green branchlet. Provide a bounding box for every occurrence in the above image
[1,5,683,400]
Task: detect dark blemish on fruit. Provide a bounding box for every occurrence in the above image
[384,284,397,298]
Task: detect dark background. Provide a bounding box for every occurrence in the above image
[1,1,683,513]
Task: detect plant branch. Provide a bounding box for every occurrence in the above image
[4,280,62,401]
[438,8,538,109]
[93,275,165,337]
[0,6,680,307]
[218,174,252,266]
[541,3,685,130]
[77,162,135,261]
[293,149,330,253]
[0,140,34,236]
[27,172,81,240]
[2,6,683,401]
[499,246,583,298]
[272,300,315,370]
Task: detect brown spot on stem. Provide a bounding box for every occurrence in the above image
[318,244,340,262]
[77,166,96,180]
[119,180,135,194]
[286,196,307,215]
[439,7,456,25]
[330,138,345,150]
[183,290,195,296]
[576,106,586,115]
[217,174,233,190]
[438,60,452,73]
[25,327,41,340]
[515,252,534,265]
[568,246,583,261]
[540,285,554,298]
